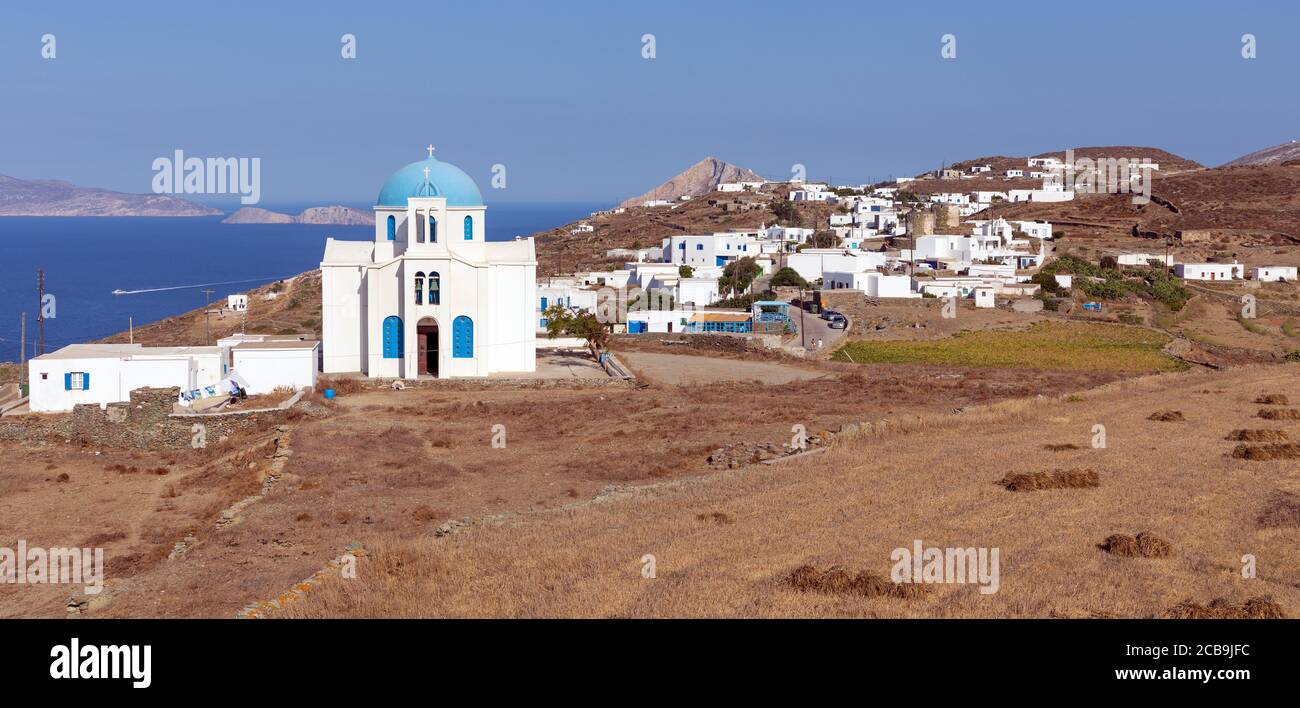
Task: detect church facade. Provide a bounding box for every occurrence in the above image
[320,149,537,379]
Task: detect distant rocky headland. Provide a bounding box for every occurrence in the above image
[222,205,374,226]
[0,174,221,216]
[618,156,764,208]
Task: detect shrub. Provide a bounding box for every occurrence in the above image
[769,267,808,288]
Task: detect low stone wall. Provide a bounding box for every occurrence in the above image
[331,376,634,392]
[47,387,288,450]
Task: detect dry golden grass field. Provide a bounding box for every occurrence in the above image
[1,351,1117,618]
[271,363,1300,619]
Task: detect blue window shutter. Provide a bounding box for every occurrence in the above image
[453,316,473,358]
[540,297,548,309]
[386,215,396,240]
[382,316,403,358]
[82,373,90,389]
[64,372,72,390]
[464,215,473,240]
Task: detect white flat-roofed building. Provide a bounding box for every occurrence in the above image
[1252,266,1297,282]
[1175,262,1244,281]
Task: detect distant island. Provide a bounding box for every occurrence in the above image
[222,205,375,226]
[0,174,221,216]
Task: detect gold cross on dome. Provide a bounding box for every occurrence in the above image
[423,167,431,180]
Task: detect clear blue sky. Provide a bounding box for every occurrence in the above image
[2,0,1296,206]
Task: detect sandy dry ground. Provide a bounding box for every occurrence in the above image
[619,351,827,385]
[0,352,1119,618]
[274,364,1300,618]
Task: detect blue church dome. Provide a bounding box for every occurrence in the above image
[376,154,483,208]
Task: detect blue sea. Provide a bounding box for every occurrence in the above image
[0,202,606,362]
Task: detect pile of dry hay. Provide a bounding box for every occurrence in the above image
[1230,443,1300,460]
[1148,410,1185,422]
[1258,408,1300,420]
[786,564,929,600]
[1099,532,1172,558]
[998,468,1100,492]
[1225,429,1289,442]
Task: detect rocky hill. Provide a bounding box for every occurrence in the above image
[618,157,764,208]
[0,174,221,216]
[222,205,374,225]
[1223,140,1300,167]
[981,162,1300,267]
[944,146,1202,175]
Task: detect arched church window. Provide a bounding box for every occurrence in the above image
[428,272,441,306]
[463,215,473,240]
[429,215,438,243]
[386,215,396,241]
[382,316,403,359]
[414,272,424,306]
[452,316,473,358]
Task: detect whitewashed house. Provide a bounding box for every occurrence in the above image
[823,271,914,297]
[1117,253,1173,267]
[1175,262,1244,281]
[662,233,760,267]
[1252,266,1297,282]
[220,335,320,397]
[788,249,886,282]
[27,336,318,413]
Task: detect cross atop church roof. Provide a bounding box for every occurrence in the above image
[426,144,436,158]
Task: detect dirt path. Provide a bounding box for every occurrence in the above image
[618,351,827,386]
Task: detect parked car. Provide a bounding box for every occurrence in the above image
[827,317,847,330]
[820,309,841,321]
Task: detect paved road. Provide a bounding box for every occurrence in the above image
[793,306,847,353]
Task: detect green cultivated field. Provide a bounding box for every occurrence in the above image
[832,321,1185,373]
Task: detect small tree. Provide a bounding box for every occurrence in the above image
[678,265,694,278]
[769,266,808,288]
[770,198,800,224]
[810,231,838,248]
[542,304,609,358]
[721,256,761,297]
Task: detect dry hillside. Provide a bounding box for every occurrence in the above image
[1223,139,1300,167]
[272,363,1300,618]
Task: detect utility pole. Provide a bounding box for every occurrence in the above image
[799,287,807,349]
[129,316,134,344]
[201,288,215,342]
[19,313,26,383]
[35,269,45,356]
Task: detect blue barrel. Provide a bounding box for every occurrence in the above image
[324,388,336,399]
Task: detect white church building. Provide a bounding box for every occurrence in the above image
[320,148,537,379]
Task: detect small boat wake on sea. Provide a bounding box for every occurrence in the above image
[111,276,295,296]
